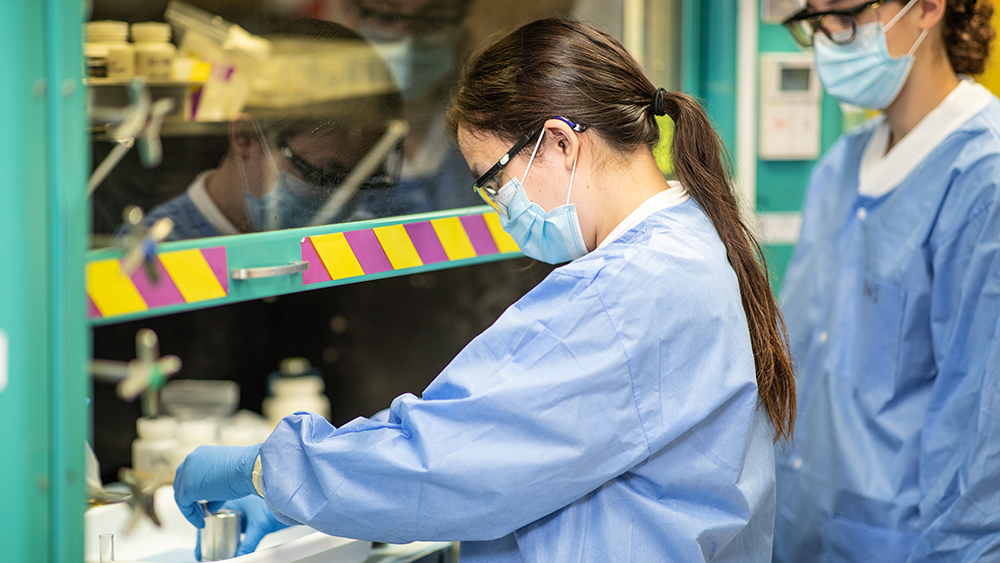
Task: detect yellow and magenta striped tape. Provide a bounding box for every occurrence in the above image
[87,247,228,319]
[86,212,520,319]
[301,212,519,284]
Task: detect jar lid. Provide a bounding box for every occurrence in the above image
[87,20,129,41]
[131,22,172,42]
[136,416,177,440]
[279,357,312,376]
[272,375,324,396]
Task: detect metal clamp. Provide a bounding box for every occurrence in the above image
[230,261,309,280]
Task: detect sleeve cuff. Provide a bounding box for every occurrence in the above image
[252,454,265,498]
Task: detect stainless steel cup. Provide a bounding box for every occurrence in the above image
[202,510,241,560]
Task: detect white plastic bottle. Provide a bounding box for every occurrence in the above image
[219,422,262,447]
[131,22,176,82]
[262,359,331,428]
[132,416,178,481]
[171,418,218,471]
[85,21,134,80]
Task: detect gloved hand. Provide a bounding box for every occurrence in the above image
[195,495,289,560]
[174,444,261,528]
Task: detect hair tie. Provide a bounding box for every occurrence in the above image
[653,88,669,117]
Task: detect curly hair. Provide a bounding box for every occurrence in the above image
[943,0,996,75]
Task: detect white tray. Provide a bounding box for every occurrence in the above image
[85,487,370,563]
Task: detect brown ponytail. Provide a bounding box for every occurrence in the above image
[943,0,995,75]
[448,18,796,443]
[658,91,796,444]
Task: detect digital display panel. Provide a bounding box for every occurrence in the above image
[781,67,811,92]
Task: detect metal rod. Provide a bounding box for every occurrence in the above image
[87,142,132,196]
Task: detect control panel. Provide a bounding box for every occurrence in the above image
[759,53,822,160]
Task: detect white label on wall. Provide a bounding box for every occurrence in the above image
[0,329,7,393]
[755,212,803,245]
[761,0,802,23]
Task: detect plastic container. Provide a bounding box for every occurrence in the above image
[244,37,396,108]
[131,22,176,81]
[171,418,218,470]
[262,358,331,428]
[132,416,178,481]
[86,21,134,80]
[164,1,270,120]
[218,410,272,447]
[162,379,239,420]
[219,421,264,446]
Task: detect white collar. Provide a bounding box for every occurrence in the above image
[187,169,240,236]
[597,181,690,249]
[859,79,993,197]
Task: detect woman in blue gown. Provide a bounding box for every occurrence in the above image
[172,19,797,562]
[775,1,1000,561]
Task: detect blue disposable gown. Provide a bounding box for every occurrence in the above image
[258,199,777,562]
[144,189,227,241]
[774,96,1000,561]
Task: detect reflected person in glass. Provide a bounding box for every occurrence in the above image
[142,20,418,241]
[314,0,486,211]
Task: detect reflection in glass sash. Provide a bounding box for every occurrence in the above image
[136,17,420,241]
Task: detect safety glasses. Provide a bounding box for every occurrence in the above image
[279,140,353,188]
[783,0,891,47]
[472,131,537,217]
[471,117,588,217]
[278,139,398,191]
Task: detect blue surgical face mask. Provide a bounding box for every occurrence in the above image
[362,32,458,101]
[243,190,265,230]
[813,0,929,110]
[495,130,589,264]
[261,171,336,230]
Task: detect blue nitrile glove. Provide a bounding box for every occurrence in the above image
[174,444,261,528]
[195,495,290,560]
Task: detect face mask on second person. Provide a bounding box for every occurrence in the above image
[813,0,929,109]
[359,28,459,101]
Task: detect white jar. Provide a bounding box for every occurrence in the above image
[86,21,134,80]
[131,22,176,82]
[219,422,262,447]
[132,416,178,481]
[263,374,331,428]
[171,418,218,470]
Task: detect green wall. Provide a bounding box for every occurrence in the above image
[756,14,845,293]
[682,0,739,153]
[0,0,89,560]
